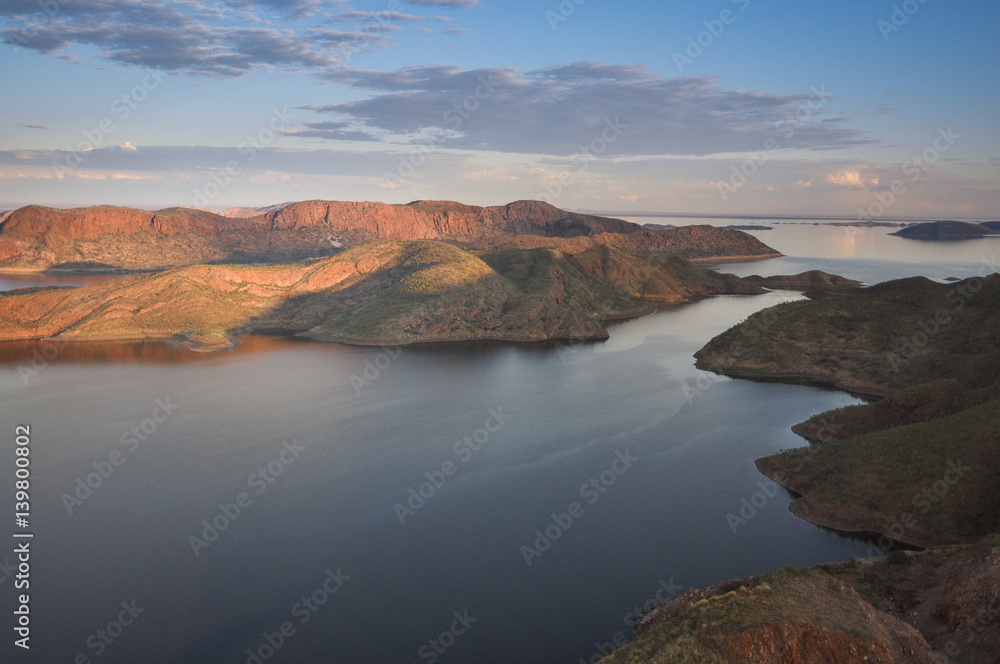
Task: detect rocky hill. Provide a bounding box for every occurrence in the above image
[594,274,1000,664]
[892,221,992,241]
[601,536,1000,664]
[0,240,762,349]
[694,275,1000,397]
[0,200,780,272]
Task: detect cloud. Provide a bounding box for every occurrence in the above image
[406,0,480,7]
[333,11,425,23]
[827,170,863,187]
[20,124,48,129]
[0,0,388,77]
[444,27,471,35]
[300,61,875,157]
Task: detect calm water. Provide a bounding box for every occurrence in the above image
[622,217,1000,284]
[0,272,136,292]
[0,224,995,663]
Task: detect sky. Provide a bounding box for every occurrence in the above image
[1,0,998,218]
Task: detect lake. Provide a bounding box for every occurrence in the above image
[1,223,996,663]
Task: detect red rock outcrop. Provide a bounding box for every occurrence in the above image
[0,199,779,271]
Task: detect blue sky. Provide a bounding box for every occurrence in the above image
[1,0,998,217]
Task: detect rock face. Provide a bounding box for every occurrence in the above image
[602,538,1000,664]
[0,240,758,349]
[0,199,781,271]
[603,564,953,664]
[892,221,991,241]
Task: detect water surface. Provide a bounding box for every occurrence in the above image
[1,223,996,663]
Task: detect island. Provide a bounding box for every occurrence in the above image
[595,273,1000,663]
[0,199,781,273]
[0,199,793,349]
[891,220,994,241]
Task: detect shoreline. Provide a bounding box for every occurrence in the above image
[0,251,787,276]
[755,457,939,550]
[0,308,656,353]
[0,267,165,276]
[692,252,783,264]
[695,365,889,400]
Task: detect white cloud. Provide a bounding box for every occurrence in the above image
[827,170,863,187]
[299,62,874,157]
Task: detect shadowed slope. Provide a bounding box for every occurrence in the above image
[1,240,758,349]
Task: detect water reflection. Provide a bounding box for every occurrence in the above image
[0,271,137,292]
[0,335,311,366]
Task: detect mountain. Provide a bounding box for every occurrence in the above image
[601,536,1000,664]
[593,274,1000,664]
[695,275,1000,396]
[0,240,762,350]
[743,270,862,297]
[693,274,1000,546]
[891,220,992,241]
[0,200,780,272]
[218,203,292,218]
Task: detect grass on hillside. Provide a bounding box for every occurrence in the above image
[760,398,1000,546]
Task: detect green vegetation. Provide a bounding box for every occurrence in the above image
[892,220,993,241]
[600,569,905,663]
[696,275,1000,395]
[0,239,752,348]
[598,535,1000,663]
[581,273,999,663]
[759,398,1000,546]
[694,274,1000,547]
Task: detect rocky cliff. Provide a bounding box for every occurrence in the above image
[0,200,780,271]
[0,240,760,349]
